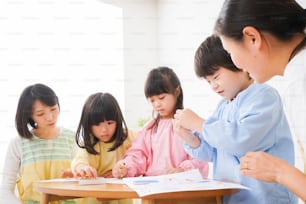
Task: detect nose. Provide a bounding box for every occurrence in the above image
[153,100,161,108]
[98,123,108,132]
[210,81,219,91]
[45,112,53,121]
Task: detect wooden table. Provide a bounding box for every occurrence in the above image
[34,181,238,204]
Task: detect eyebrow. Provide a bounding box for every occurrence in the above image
[33,110,44,114]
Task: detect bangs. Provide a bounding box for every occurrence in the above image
[31,84,59,107]
[39,95,58,107]
[145,73,173,97]
[88,98,118,125]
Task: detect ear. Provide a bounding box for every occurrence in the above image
[242,26,262,48]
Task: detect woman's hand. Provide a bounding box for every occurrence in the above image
[240,151,281,182]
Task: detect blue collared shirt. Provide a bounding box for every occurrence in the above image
[184,83,297,204]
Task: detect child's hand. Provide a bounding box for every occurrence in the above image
[102,170,113,178]
[112,162,128,178]
[173,119,189,140]
[174,108,203,131]
[61,168,74,178]
[173,119,201,148]
[75,164,98,179]
[166,167,184,174]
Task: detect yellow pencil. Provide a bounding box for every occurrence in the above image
[119,163,126,169]
[119,163,126,178]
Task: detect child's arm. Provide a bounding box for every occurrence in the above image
[173,122,211,178]
[71,148,97,178]
[113,127,152,178]
[178,131,215,178]
[0,137,22,204]
[173,120,200,148]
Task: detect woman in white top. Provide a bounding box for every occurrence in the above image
[214,0,306,202]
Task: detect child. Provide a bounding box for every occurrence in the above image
[173,35,297,204]
[112,66,209,179]
[0,83,77,204]
[71,92,136,204]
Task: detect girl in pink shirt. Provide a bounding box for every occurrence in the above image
[112,67,209,179]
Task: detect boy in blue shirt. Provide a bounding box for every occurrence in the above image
[173,35,297,204]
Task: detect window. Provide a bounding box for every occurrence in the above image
[0,0,124,172]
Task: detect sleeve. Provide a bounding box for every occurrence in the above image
[177,152,210,178]
[183,131,215,162]
[119,128,151,177]
[282,77,306,169]
[0,137,22,204]
[203,86,285,157]
[70,147,90,174]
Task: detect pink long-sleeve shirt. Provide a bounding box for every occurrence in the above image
[119,118,209,178]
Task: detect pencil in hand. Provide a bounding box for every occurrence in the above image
[119,163,126,178]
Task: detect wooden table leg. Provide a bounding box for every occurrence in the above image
[216,196,222,204]
[40,193,49,204]
[141,199,155,204]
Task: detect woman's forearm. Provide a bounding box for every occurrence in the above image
[277,162,306,202]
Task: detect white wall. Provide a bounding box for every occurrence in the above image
[121,0,159,129]
[156,0,224,117]
[100,0,159,130]
[115,0,225,129]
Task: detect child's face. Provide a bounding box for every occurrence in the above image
[205,67,251,101]
[91,120,117,142]
[148,93,176,119]
[31,100,59,129]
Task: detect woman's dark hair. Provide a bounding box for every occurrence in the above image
[144,66,183,130]
[15,83,59,139]
[214,0,306,41]
[194,35,241,78]
[75,92,128,155]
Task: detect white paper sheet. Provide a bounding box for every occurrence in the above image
[122,169,248,197]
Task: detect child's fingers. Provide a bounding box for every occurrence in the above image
[83,168,97,178]
[112,162,127,178]
[75,170,86,178]
[76,166,97,178]
[90,168,98,178]
[102,170,113,178]
[61,169,74,178]
[119,163,126,178]
[112,167,121,178]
